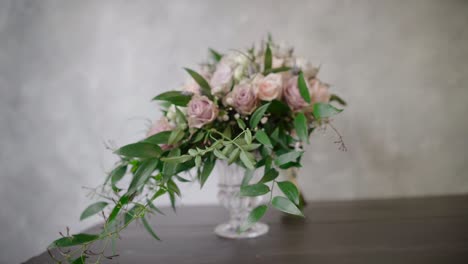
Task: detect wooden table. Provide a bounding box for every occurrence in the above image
[25,195,468,263]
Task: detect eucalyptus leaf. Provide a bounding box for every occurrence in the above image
[209,48,223,62]
[110,165,127,188]
[242,144,261,151]
[213,149,228,160]
[161,155,192,163]
[115,143,162,158]
[264,66,291,74]
[297,71,311,103]
[80,202,108,221]
[168,129,185,145]
[184,68,212,99]
[142,216,161,241]
[259,168,279,183]
[313,103,343,119]
[294,112,309,144]
[228,148,240,164]
[274,151,303,167]
[49,233,100,248]
[107,195,130,224]
[240,205,267,233]
[264,44,272,72]
[240,151,255,170]
[272,196,304,217]
[237,118,246,130]
[244,129,252,144]
[240,183,270,197]
[71,256,87,264]
[277,181,300,205]
[241,169,255,186]
[249,103,270,128]
[162,149,181,182]
[330,94,347,106]
[255,130,273,148]
[152,91,192,106]
[128,159,159,194]
[200,155,215,188]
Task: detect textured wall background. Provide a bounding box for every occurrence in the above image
[1,0,467,263]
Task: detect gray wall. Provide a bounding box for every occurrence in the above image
[1,0,467,263]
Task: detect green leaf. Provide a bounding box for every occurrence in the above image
[244,129,252,144]
[259,168,279,183]
[184,68,212,99]
[115,143,162,158]
[297,71,311,103]
[294,112,309,144]
[264,44,272,72]
[249,103,271,128]
[223,125,232,139]
[213,149,227,160]
[240,205,267,232]
[228,148,240,164]
[142,216,161,241]
[274,151,303,167]
[161,155,192,163]
[162,149,181,182]
[209,48,223,62]
[167,179,181,197]
[241,169,255,186]
[128,159,159,193]
[108,195,130,223]
[313,103,343,119]
[264,66,291,75]
[124,203,145,225]
[272,196,304,217]
[268,100,290,116]
[110,165,127,188]
[240,151,255,170]
[49,233,99,248]
[71,256,87,264]
[168,129,185,145]
[255,130,273,148]
[240,183,270,197]
[152,91,192,106]
[277,181,300,205]
[237,118,246,130]
[80,202,108,221]
[242,144,261,151]
[192,131,204,143]
[199,155,215,188]
[330,94,347,106]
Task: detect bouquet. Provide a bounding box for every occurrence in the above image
[48,35,346,263]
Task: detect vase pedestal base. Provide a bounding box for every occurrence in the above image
[214,222,269,239]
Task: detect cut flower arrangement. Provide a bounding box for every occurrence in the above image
[49,35,347,263]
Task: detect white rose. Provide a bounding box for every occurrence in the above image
[210,62,233,95]
[295,57,319,79]
[253,73,283,101]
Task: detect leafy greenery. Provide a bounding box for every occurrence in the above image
[49,34,346,263]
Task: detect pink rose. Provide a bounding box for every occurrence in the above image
[253,73,283,101]
[309,78,331,104]
[187,96,219,128]
[283,76,309,111]
[147,117,174,137]
[229,82,258,115]
[210,62,233,95]
[147,117,175,150]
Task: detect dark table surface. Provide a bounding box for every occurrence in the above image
[26,195,468,264]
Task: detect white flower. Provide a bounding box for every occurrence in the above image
[210,62,233,95]
[295,57,319,79]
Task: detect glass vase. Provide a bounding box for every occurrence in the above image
[214,161,269,239]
